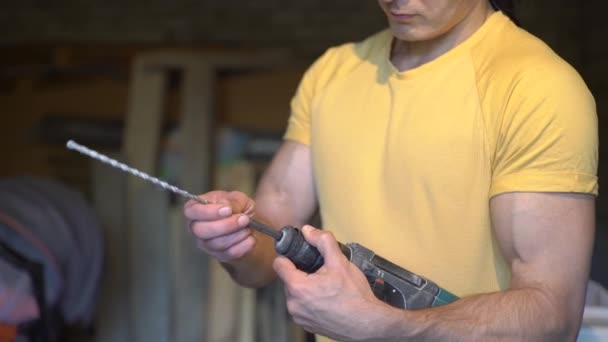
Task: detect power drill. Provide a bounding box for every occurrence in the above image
[248,221,459,310]
[66,140,459,310]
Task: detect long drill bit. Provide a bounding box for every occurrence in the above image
[66,140,282,240]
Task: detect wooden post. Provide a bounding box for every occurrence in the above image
[209,162,258,342]
[92,157,129,342]
[172,60,213,342]
[122,58,170,342]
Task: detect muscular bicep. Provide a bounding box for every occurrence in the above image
[254,140,318,228]
[490,192,595,323]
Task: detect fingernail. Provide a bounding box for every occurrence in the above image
[237,215,249,226]
[219,207,232,217]
[301,225,314,233]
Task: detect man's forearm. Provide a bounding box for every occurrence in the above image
[378,287,578,342]
[219,140,317,287]
[220,230,278,288]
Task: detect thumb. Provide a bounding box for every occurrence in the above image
[300,225,344,267]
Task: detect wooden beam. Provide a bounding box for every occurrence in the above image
[172,61,213,342]
[122,58,170,342]
[209,162,258,342]
[92,157,129,342]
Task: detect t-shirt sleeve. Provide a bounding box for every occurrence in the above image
[490,62,599,197]
[283,48,336,145]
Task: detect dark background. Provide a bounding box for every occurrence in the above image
[0,1,605,202]
[2,0,604,246]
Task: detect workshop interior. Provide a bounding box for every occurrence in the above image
[1,1,607,341]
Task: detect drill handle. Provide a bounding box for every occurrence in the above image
[345,243,459,309]
[272,227,458,310]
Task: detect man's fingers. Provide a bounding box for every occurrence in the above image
[189,214,249,239]
[203,228,251,251]
[273,255,306,284]
[183,191,254,220]
[300,225,344,267]
[227,191,255,214]
[197,235,256,261]
[184,200,233,221]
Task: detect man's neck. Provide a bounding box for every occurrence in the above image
[391,3,495,72]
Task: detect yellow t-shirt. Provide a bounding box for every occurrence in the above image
[284,11,598,341]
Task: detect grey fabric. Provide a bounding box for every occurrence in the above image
[0,205,64,310]
[0,259,36,324]
[19,178,103,324]
[0,177,103,326]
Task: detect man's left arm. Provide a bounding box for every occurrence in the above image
[397,192,595,341]
[274,192,595,341]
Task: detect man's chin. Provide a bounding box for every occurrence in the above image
[388,24,428,42]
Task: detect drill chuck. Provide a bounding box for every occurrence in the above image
[275,226,324,273]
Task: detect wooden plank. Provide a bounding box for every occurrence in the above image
[172,61,213,342]
[130,187,171,341]
[209,162,257,342]
[207,260,240,342]
[92,156,129,342]
[122,58,170,342]
[123,58,166,176]
[237,288,256,342]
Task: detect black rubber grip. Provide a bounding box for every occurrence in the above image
[274,226,324,273]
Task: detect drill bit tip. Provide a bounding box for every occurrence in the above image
[67,140,285,240]
[66,139,207,205]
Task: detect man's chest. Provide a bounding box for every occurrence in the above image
[309,73,490,195]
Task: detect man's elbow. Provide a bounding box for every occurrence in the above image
[539,297,584,342]
[221,261,277,289]
[541,314,581,342]
[522,286,582,342]
[234,274,277,289]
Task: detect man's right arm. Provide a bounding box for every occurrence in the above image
[184,140,317,288]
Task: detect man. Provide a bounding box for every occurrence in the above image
[184,0,598,340]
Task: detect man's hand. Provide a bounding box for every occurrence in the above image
[273,225,398,341]
[184,190,256,262]
[184,190,279,287]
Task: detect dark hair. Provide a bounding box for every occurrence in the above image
[489,0,519,25]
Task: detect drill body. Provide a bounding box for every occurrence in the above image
[344,243,458,309]
[274,226,458,310]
